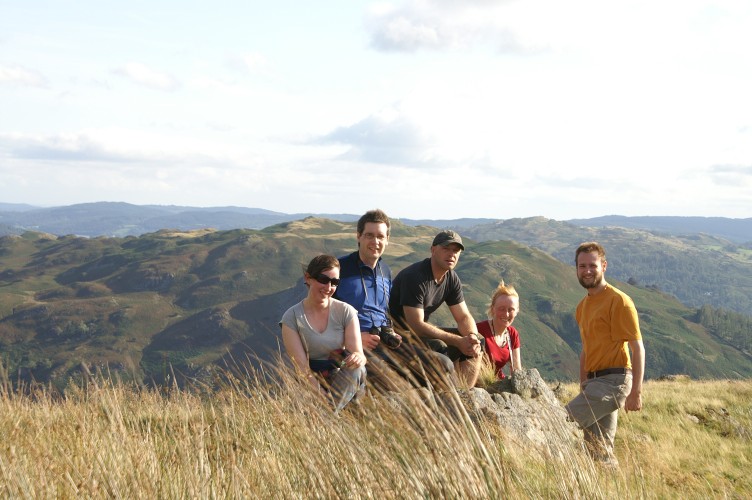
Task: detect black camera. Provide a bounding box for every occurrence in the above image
[370,324,402,349]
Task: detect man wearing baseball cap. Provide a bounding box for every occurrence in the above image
[389,230,483,386]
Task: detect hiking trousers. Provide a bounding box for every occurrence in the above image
[565,372,632,462]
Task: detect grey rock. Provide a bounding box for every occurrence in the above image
[380,368,583,458]
[457,368,581,456]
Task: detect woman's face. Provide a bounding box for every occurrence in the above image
[307,267,340,300]
[491,294,519,329]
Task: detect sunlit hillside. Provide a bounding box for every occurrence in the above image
[1,218,751,391]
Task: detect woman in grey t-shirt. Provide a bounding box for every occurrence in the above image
[280,255,366,411]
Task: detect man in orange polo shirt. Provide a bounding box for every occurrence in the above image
[565,242,645,467]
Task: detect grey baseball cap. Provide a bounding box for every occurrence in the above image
[432,230,465,250]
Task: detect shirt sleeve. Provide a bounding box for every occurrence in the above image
[342,301,358,329]
[509,326,521,349]
[279,305,298,332]
[612,297,642,341]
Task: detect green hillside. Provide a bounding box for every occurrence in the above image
[1,218,750,391]
[462,217,752,316]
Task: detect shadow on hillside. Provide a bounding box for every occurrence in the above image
[139,280,307,386]
[222,280,308,371]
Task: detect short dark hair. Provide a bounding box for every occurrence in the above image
[357,209,391,236]
[575,242,606,264]
[305,254,340,278]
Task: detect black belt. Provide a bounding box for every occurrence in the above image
[587,367,631,379]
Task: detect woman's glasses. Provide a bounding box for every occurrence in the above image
[313,274,340,286]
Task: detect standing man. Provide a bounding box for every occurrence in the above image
[334,209,453,390]
[389,230,483,387]
[565,242,645,467]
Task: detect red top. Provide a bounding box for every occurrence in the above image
[477,320,520,379]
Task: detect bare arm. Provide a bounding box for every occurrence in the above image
[280,324,320,391]
[448,301,479,336]
[625,339,645,411]
[511,347,522,372]
[448,301,482,357]
[402,305,462,345]
[400,303,481,357]
[343,316,366,369]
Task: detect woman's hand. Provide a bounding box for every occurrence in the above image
[343,350,366,369]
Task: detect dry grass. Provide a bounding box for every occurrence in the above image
[1,365,750,499]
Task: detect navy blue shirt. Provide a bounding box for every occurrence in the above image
[334,251,393,332]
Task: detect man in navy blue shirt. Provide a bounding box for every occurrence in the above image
[335,208,394,348]
[335,209,453,389]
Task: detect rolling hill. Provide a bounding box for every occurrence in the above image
[462,217,752,316]
[1,218,750,391]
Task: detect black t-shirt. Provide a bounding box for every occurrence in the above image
[389,258,464,328]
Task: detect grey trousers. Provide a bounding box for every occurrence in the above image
[565,373,632,461]
[327,365,367,412]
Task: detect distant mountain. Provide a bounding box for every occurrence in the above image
[1,202,749,243]
[0,202,38,212]
[462,217,752,316]
[1,219,750,392]
[3,202,750,317]
[399,218,497,230]
[0,202,496,238]
[568,215,752,243]
[0,202,359,237]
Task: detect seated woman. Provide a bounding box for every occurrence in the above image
[280,254,367,411]
[476,281,522,379]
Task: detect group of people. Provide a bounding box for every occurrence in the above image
[279,209,644,467]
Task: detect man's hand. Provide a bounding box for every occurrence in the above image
[454,333,481,357]
[361,332,380,350]
[625,391,642,412]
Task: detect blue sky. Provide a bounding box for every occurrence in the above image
[1,0,751,220]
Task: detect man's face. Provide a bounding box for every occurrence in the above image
[431,243,463,272]
[577,251,607,290]
[357,222,389,262]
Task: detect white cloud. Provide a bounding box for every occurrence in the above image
[0,63,47,87]
[229,52,270,73]
[0,130,248,170]
[2,1,752,219]
[709,164,752,187]
[318,107,438,165]
[3,133,133,163]
[369,14,445,51]
[113,62,180,91]
[365,0,544,53]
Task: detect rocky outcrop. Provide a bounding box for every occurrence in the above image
[443,368,581,456]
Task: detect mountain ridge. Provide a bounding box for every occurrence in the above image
[2,202,749,242]
[1,219,750,392]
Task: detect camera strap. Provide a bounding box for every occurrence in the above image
[490,319,514,372]
[359,260,388,325]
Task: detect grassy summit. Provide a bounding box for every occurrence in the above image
[1,371,749,498]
